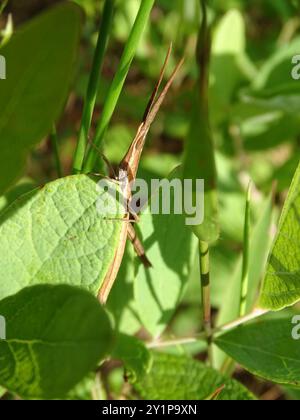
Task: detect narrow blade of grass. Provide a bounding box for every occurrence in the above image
[72,0,114,174]
[239,183,252,317]
[83,0,155,173]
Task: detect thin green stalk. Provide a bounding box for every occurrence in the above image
[147,308,268,349]
[72,0,114,174]
[239,183,252,317]
[199,240,213,365]
[50,125,62,178]
[221,184,252,376]
[83,0,155,173]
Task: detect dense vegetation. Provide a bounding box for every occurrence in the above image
[0,0,300,401]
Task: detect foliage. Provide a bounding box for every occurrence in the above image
[0,0,299,401]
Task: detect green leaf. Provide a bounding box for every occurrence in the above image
[182,3,219,244]
[133,352,255,400]
[0,2,82,193]
[215,317,300,386]
[210,9,247,124]
[252,37,300,94]
[134,176,197,337]
[0,285,113,399]
[215,194,274,368]
[0,175,123,300]
[259,161,300,310]
[112,333,152,382]
[183,92,220,244]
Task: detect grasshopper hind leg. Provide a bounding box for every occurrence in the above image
[127,223,152,268]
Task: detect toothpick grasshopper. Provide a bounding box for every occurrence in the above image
[94,46,184,304]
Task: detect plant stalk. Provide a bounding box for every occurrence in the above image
[147,308,268,349]
[199,240,213,365]
[72,0,114,174]
[239,183,252,317]
[83,0,155,173]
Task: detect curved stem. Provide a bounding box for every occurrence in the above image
[147,308,268,349]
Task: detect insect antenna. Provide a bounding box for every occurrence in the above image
[119,49,185,182]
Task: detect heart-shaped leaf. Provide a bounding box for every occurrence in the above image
[0,175,123,300]
[0,284,113,399]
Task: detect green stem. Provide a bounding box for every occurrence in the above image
[147,308,268,349]
[199,240,213,365]
[83,0,155,173]
[50,125,62,178]
[72,0,114,174]
[239,183,252,317]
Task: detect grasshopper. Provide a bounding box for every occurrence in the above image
[97,46,184,304]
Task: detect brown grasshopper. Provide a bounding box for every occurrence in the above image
[97,46,184,304]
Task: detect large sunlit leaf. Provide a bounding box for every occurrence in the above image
[0,2,82,193]
[215,317,300,386]
[133,352,255,400]
[259,161,300,310]
[0,285,113,399]
[0,175,123,300]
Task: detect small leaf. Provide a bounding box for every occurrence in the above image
[0,285,113,399]
[0,175,123,300]
[112,333,152,382]
[133,352,255,400]
[0,2,82,193]
[259,161,300,310]
[215,317,300,386]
